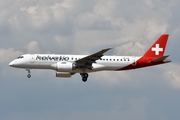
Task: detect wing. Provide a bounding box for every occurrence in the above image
[75,48,111,69]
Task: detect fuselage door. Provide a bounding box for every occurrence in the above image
[30,54,35,63]
[132,56,136,66]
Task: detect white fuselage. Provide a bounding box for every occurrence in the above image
[9,54,141,73]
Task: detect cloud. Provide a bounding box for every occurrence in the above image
[0,48,23,63]
[0,0,180,120]
[93,0,118,20]
[146,19,167,40]
[144,0,155,8]
[93,71,130,85]
[20,5,51,29]
[163,63,180,89]
[26,41,41,53]
[54,35,75,53]
[114,41,145,56]
[74,12,112,30]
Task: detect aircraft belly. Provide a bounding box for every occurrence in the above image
[101,62,132,70]
[71,62,132,73]
[28,61,54,69]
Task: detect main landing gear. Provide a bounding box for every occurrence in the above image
[80,73,89,82]
[26,68,31,78]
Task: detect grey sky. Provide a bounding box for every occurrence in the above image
[0,0,180,120]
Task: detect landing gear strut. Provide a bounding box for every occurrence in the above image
[80,73,89,82]
[26,68,31,78]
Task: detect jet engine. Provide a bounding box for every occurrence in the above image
[56,72,71,77]
[51,62,75,72]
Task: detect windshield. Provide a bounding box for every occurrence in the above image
[17,56,24,59]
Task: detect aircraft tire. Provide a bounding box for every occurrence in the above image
[84,73,89,78]
[27,74,31,78]
[82,77,87,82]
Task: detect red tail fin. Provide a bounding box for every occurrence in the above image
[143,34,169,58]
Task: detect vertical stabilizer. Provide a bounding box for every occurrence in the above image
[143,34,169,58]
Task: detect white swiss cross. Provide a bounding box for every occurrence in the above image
[151,44,163,55]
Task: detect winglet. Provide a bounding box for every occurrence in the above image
[143,34,169,58]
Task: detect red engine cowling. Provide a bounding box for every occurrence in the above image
[51,62,75,72]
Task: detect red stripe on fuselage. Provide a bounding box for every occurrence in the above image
[116,57,165,71]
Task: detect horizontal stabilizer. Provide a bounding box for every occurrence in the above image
[163,59,171,63]
[151,55,170,63]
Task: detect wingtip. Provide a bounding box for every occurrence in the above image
[107,48,112,50]
[102,48,112,51]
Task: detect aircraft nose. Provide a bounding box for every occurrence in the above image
[9,61,14,67]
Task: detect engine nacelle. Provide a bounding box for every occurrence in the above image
[51,62,75,72]
[56,72,71,78]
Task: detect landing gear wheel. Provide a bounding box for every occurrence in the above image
[26,68,31,78]
[80,73,89,82]
[84,73,88,78]
[82,77,87,82]
[27,74,31,78]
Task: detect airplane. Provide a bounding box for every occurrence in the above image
[9,34,171,82]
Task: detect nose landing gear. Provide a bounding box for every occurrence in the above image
[80,73,89,82]
[26,68,31,78]
[27,74,31,78]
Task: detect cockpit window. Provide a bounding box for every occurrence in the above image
[17,56,24,59]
